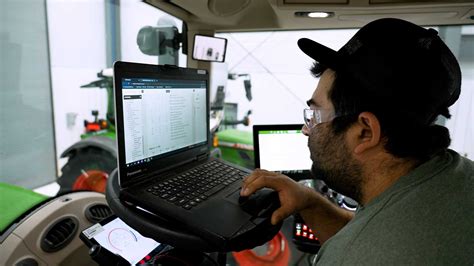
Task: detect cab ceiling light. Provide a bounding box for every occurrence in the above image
[295,11,334,18]
[308,12,332,18]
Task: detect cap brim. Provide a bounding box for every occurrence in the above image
[297,38,340,70]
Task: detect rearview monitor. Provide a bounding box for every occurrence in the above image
[192,34,227,62]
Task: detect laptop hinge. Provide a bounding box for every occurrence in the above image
[197,153,208,161]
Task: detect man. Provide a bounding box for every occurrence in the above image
[241,18,474,264]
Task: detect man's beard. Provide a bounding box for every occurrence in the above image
[309,125,364,203]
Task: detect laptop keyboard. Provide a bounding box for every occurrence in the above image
[146,160,248,210]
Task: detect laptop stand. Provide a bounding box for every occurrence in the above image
[106,169,231,265]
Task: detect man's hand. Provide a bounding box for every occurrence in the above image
[240,169,315,225]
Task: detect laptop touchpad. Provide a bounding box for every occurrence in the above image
[225,189,243,205]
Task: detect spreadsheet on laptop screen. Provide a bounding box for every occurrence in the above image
[121,78,207,166]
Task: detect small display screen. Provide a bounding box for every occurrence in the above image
[292,214,320,244]
[294,222,319,242]
[258,129,312,174]
[193,35,227,62]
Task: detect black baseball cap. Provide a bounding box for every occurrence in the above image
[298,18,461,125]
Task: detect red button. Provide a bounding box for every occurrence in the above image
[303,225,308,231]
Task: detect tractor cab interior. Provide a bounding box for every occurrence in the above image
[1,0,473,265]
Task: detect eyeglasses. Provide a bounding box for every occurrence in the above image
[303,108,337,129]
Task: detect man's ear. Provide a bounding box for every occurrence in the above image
[353,112,382,155]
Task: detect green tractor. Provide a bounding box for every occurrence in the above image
[57,70,117,194]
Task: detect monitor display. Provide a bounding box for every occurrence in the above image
[192,34,227,62]
[121,78,207,167]
[254,124,312,180]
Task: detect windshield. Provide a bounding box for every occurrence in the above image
[0,0,472,230]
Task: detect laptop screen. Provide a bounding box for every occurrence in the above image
[253,124,312,180]
[121,78,207,167]
[114,62,209,187]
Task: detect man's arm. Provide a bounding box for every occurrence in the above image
[241,169,353,244]
[298,186,353,243]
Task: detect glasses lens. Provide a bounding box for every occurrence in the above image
[305,108,338,128]
[315,109,322,124]
[304,109,314,128]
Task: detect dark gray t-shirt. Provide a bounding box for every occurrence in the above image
[315,150,474,265]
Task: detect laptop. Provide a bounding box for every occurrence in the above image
[113,61,280,251]
[253,124,312,180]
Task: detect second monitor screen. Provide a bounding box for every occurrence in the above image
[258,128,312,174]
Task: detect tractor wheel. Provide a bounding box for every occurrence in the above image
[58,147,116,194]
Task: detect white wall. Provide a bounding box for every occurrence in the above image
[217,29,356,127]
[446,61,474,159]
[47,0,108,172]
[445,25,474,159]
